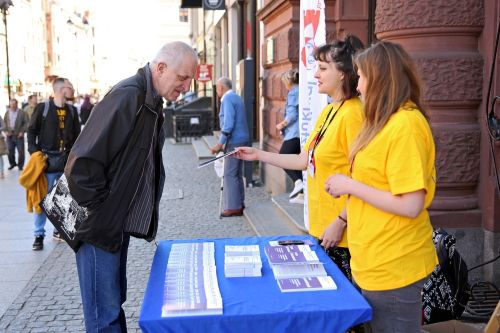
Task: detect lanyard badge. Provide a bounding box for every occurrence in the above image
[308,149,315,178]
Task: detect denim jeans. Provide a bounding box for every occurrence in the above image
[34,172,63,237]
[76,235,130,333]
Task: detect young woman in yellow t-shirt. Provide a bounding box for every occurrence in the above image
[325,41,438,332]
[235,35,364,281]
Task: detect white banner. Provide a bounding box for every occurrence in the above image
[299,0,327,231]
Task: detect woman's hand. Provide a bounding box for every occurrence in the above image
[324,174,353,198]
[320,218,347,249]
[234,147,260,161]
[276,120,287,131]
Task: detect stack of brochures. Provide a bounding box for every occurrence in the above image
[161,242,223,317]
[224,245,262,277]
[265,244,337,292]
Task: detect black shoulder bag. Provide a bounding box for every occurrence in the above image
[41,101,69,173]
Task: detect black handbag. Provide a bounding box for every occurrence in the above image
[44,150,68,173]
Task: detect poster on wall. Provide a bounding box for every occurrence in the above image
[299,0,327,230]
[196,64,213,83]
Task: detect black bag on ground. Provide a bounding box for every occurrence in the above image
[422,228,470,324]
[43,150,68,173]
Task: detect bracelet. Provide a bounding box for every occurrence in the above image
[338,215,347,224]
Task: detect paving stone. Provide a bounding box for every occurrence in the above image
[0,140,265,332]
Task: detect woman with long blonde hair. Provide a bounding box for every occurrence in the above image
[325,41,438,332]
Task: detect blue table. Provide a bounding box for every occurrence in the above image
[139,235,372,333]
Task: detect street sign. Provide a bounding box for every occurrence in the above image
[203,0,224,10]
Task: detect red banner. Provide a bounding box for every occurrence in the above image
[196,64,213,82]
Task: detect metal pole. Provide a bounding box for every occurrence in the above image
[2,8,10,100]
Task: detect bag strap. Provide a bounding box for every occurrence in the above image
[42,100,49,119]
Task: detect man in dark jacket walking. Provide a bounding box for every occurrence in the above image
[27,78,81,250]
[65,41,198,332]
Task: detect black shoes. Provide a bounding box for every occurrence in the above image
[32,236,44,251]
[7,164,17,170]
[53,231,64,242]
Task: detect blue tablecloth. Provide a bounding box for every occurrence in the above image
[139,235,372,333]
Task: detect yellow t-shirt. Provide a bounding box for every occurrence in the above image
[304,97,363,247]
[347,103,438,291]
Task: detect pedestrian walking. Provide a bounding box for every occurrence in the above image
[210,77,249,218]
[79,95,94,125]
[3,99,29,171]
[27,78,81,250]
[324,41,438,332]
[276,69,303,203]
[23,95,38,120]
[65,41,198,332]
[0,114,7,178]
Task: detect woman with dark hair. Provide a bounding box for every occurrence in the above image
[276,69,303,203]
[236,34,364,281]
[79,95,94,125]
[325,41,438,332]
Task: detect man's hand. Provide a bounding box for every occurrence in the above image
[210,143,224,154]
[17,133,24,139]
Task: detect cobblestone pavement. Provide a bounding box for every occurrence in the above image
[0,140,267,332]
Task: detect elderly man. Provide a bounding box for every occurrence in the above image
[210,77,249,217]
[65,41,197,332]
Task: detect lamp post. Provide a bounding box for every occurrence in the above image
[0,0,13,100]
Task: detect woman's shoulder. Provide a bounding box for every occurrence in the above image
[386,103,431,136]
[392,103,427,124]
[287,86,299,100]
[339,97,364,118]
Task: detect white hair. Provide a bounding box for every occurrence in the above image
[151,41,197,67]
[217,77,232,89]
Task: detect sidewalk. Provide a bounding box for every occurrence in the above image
[0,163,58,317]
[0,140,267,332]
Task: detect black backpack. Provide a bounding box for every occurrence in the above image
[422,228,470,324]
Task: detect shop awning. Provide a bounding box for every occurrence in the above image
[180,0,202,8]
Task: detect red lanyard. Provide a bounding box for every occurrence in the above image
[310,101,345,161]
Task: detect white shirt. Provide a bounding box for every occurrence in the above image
[8,109,18,129]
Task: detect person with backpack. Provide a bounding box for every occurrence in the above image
[27,77,81,250]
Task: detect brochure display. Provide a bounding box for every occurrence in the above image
[224,245,262,277]
[162,242,222,317]
[139,236,372,333]
[265,244,333,291]
[277,276,337,292]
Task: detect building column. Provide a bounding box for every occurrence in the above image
[375,0,485,228]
